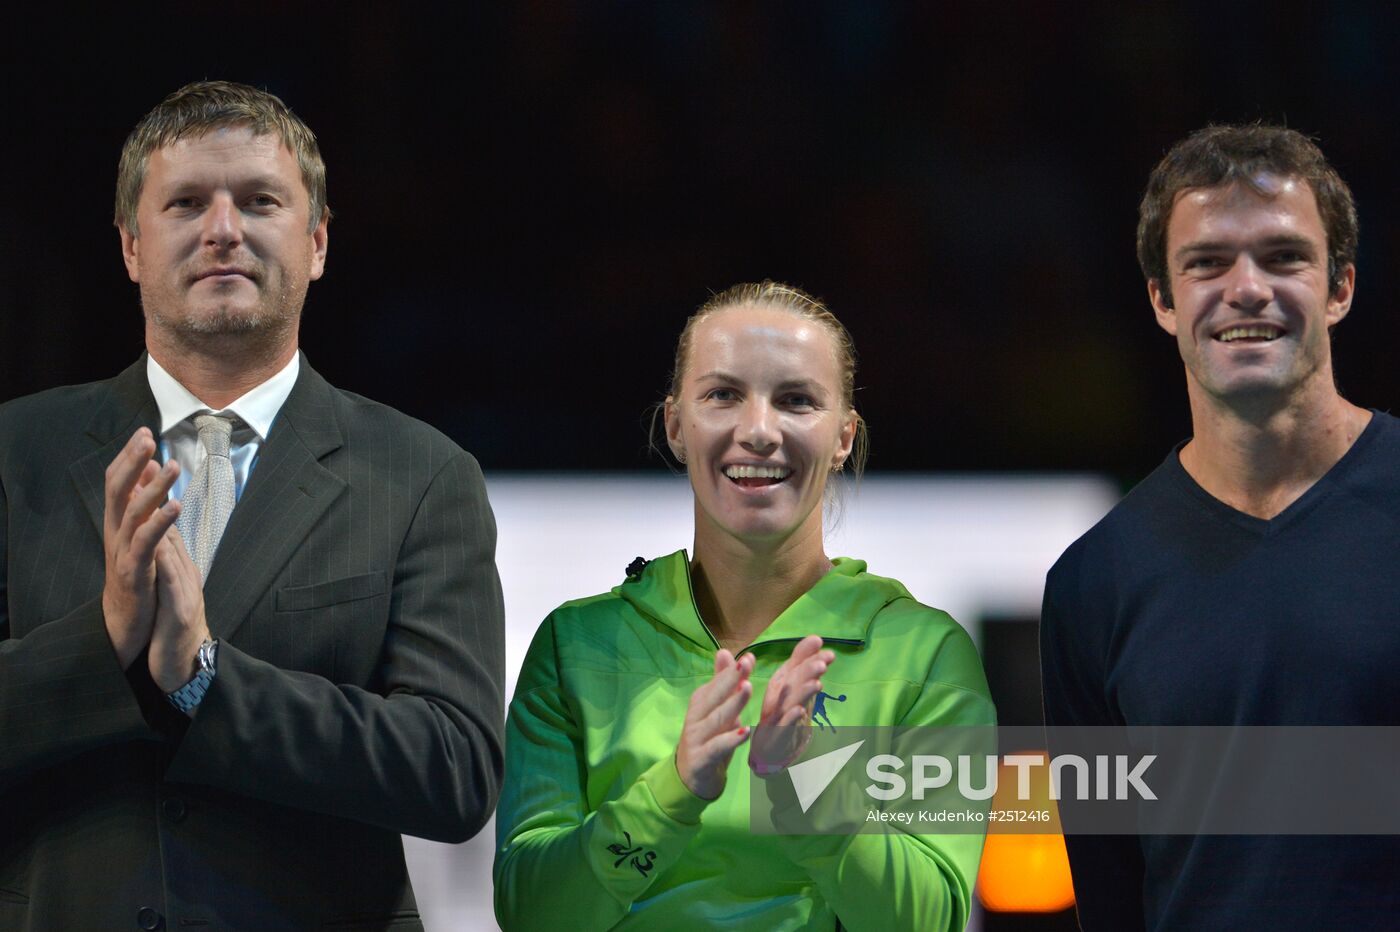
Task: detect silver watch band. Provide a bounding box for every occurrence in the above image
[166,639,219,713]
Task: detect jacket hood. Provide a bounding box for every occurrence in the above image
[615,550,913,653]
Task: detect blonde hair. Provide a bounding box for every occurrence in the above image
[115,80,329,236]
[668,280,868,481]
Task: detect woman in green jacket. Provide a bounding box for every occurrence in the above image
[494,281,995,930]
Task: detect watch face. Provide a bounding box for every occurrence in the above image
[199,639,219,673]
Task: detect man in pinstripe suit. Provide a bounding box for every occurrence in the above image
[0,82,505,930]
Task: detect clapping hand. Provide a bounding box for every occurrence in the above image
[101,428,181,670]
[676,650,755,800]
[749,635,834,778]
[150,524,212,697]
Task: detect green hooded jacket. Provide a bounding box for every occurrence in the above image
[494,551,996,930]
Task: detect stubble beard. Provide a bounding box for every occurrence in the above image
[1191,333,1336,424]
[149,299,294,335]
[144,274,305,357]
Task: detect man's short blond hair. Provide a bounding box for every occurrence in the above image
[115,80,329,236]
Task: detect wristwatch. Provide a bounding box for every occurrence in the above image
[166,638,219,714]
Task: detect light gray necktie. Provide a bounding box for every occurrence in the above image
[176,414,236,579]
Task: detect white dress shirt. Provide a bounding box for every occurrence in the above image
[146,354,300,503]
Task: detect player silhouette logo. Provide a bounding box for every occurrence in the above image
[812,691,846,731]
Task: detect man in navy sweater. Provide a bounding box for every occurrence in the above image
[1041,124,1400,929]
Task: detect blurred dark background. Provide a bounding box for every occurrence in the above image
[4,1,1399,488]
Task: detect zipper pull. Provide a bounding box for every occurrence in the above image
[625,556,649,579]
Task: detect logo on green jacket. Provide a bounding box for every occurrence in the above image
[607,831,657,877]
[812,690,846,731]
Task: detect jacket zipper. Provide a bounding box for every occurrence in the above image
[680,558,723,650]
[735,636,864,659]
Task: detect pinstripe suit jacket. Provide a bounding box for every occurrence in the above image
[0,355,505,931]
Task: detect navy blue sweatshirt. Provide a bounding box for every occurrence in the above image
[1041,410,1400,930]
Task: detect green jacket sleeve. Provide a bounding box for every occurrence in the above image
[775,623,997,932]
[494,615,712,931]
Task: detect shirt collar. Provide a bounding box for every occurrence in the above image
[146,352,300,441]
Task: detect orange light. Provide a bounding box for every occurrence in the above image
[976,750,1076,913]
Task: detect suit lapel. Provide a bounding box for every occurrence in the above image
[201,357,347,641]
[69,358,163,538]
